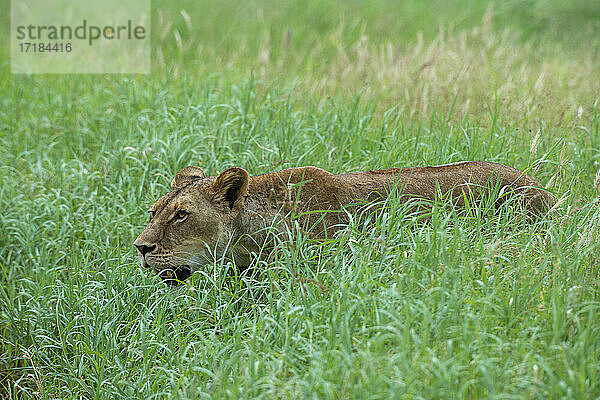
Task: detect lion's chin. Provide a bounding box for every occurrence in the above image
[158,265,192,286]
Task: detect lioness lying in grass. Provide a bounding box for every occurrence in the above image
[134,161,554,284]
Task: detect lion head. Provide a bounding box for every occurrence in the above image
[133,166,250,285]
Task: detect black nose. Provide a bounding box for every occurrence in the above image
[135,243,156,256]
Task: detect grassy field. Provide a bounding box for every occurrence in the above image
[2,0,600,398]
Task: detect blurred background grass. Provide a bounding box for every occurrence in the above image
[5,0,598,63]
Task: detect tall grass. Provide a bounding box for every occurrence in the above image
[2,0,600,398]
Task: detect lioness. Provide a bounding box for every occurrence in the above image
[134,162,554,284]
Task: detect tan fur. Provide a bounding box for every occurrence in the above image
[134,161,554,283]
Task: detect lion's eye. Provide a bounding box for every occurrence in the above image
[172,210,189,222]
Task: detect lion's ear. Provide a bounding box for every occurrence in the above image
[171,166,206,189]
[211,167,249,212]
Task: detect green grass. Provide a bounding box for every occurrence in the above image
[2,0,600,398]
